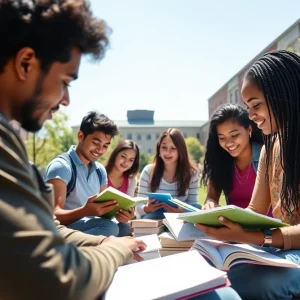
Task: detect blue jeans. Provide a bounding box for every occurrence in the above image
[190,287,241,300]
[228,247,300,299]
[142,203,202,220]
[67,216,131,237]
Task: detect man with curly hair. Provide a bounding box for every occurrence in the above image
[0,1,146,299]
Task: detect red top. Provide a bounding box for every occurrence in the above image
[108,175,129,194]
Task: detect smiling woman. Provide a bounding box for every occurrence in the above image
[136,128,200,219]
[201,104,264,210]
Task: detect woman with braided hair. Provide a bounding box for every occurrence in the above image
[195,50,300,299]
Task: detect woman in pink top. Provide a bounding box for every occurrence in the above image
[201,104,263,210]
[105,140,140,223]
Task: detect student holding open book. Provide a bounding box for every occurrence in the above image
[105,139,140,223]
[136,128,200,219]
[195,50,300,299]
[45,112,131,237]
[201,104,264,210]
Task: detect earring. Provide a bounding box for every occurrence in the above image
[249,132,252,138]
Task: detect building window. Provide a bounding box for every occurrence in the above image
[146,134,151,140]
[156,133,160,139]
[148,148,152,154]
[234,89,239,104]
[196,133,200,140]
[137,133,142,141]
[127,133,132,139]
[229,93,233,103]
[184,133,187,138]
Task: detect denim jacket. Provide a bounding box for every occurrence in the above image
[225,142,262,203]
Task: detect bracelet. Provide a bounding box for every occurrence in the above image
[261,228,272,247]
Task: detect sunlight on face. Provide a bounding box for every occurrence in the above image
[159,135,179,165]
[216,120,251,158]
[241,79,277,135]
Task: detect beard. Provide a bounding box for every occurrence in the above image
[19,73,47,133]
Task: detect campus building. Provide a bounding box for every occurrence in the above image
[208,18,300,118]
[72,109,206,155]
[197,19,300,146]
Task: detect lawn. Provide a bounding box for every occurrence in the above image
[198,185,226,206]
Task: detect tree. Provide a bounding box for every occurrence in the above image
[25,111,76,169]
[185,137,204,163]
[139,152,152,173]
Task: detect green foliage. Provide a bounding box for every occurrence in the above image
[198,184,226,206]
[25,111,75,169]
[185,137,204,163]
[139,152,152,173]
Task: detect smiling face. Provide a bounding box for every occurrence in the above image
[77,130,111,163]
[114,149,137,173]
[10,47,80,132]
[159,135,179,166]
[216,120,251,158]
[241,79,277,135]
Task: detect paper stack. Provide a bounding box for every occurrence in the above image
[131,219,164,237]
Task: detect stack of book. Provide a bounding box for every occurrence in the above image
[159,231,193,257]
[157,212,209,257]
[131,219,164,237]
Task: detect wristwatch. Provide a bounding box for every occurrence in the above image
[261,228,272,247]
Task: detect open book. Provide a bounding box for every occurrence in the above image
[103,250,229,300]
[148,192,200,212]
[192,239,300,271]
[163,213,211,241]
[178,205,289,229]
[94,186,147,218]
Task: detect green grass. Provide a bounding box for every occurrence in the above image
[198,185,226,206]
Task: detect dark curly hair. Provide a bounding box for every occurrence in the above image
[0,0,111,73]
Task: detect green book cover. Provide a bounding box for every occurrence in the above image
[94,186,148,219]
[177,205,289,229]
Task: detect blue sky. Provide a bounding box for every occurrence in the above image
[65,0,300,126]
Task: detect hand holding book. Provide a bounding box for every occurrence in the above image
[84,194,119,217]
[144,199,165,213]
[195,215,263,246]
[115,207,135,223]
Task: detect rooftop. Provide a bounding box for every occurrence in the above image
[72,119,206,130]
[114,120,206,128]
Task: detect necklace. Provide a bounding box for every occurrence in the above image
[235,163,252,185]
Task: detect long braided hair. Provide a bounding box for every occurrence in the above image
[201,104,263,195]
[245,50,300,215]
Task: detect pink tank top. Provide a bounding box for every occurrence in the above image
[228,164,256,208]
[108,175,129,194]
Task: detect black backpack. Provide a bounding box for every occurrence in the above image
[57,152,102,198]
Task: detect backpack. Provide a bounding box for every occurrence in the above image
[57,152,102,198]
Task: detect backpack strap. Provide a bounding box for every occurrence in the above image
[95,166,102,186]
[57,152,77,198]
